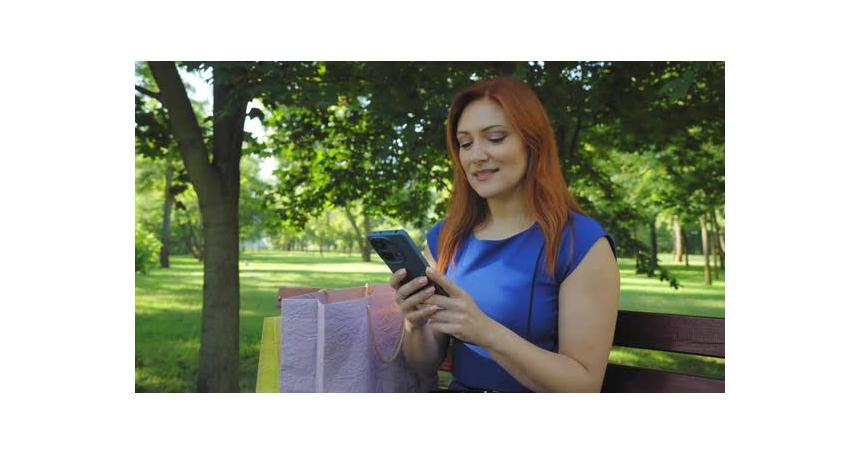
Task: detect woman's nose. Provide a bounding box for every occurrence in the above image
[468,140,490,161]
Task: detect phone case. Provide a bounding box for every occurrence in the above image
[366,229,449,297]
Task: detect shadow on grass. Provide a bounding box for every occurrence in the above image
[136,311,270,392]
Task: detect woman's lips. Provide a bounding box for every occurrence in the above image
[474,169,499,181]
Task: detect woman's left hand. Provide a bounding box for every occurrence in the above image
[424,267,500,347]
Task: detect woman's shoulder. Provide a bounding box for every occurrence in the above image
[555,210,616,282]
[427,218,446,241]
[567,211,606,238]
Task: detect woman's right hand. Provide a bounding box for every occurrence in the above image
[389,268,438,328]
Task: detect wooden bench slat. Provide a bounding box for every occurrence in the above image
[612,310,725,358]
[601,364,724,393]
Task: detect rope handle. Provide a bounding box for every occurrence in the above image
[322,284,404,364]
[365,301,405,364]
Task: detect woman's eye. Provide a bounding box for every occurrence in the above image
[489,136,506,143]
[460,142,472,149]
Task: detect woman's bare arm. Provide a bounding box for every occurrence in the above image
[481,238,620,392]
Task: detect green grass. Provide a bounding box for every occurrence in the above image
[135,250,724,392]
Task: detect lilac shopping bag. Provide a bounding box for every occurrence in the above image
[279,284,436,392]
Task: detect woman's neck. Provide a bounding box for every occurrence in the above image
[480,185,534,234]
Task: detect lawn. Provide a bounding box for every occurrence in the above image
[135,250,725,392]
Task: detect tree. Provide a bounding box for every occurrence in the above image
[672,216,684,263]
[343,203,372,260]
[657,141,725,284]
[144,62,251,392]
[262,62,497,258]
[261,62,723,289]
[136,88,182,268]
[141,61,335,391]
[136,63,203,268]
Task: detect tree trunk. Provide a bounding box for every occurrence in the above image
[199,203,240,392]
[182,218,203,260]
[344,205,372,262]
[672,217,684,263]
[716,229,722,274]
[649,217,658,266]
[150,61,248,392]
[160,164,175,268]
[361,211,372,262]
[711,210,725,270]
[710,228,720,281]
[700,216,711,285]
[720,235,726,259]
[682,224,690,267]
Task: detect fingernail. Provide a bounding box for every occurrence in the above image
[426,267,433,275]
[419,276,427,284]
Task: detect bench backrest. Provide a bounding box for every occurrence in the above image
[438,310,725,393]
[601,310,725,392]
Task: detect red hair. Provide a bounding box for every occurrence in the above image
[436,77,584,277]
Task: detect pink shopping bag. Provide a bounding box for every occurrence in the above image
[280,284,436,392]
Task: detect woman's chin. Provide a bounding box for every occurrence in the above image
[472,186,502,200]
[469,180,523,201]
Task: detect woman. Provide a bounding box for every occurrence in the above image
[390,77,620,392]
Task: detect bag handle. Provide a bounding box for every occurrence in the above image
[323,284,405,364]
[365,302,405,364]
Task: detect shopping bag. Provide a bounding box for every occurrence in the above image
[276,286,322,308]
[280,284,436,392]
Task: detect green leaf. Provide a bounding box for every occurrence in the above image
[660,70,695,103]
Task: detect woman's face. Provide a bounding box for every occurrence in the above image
[456,98,529,201]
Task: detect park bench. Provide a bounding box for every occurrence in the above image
[258,287,725,392]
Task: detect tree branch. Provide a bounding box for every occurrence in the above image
[135,85,163,102]
[148,61,218,201]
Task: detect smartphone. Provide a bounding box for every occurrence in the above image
[367,229,449,298]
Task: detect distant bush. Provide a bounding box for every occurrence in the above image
[136,224,161,274]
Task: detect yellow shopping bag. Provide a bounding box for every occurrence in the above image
[255,316,282,393]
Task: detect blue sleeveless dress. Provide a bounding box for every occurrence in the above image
[426,211,616,392]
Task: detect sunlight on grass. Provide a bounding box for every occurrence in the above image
[136,251,725,392]
[610,346,725,379]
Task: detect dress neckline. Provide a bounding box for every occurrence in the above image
[470,221,539,243]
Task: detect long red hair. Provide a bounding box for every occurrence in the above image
[436,77,584,277]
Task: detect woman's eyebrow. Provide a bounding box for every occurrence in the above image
[456,124,505,135]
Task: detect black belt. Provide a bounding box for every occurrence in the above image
[442,380,500,393]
